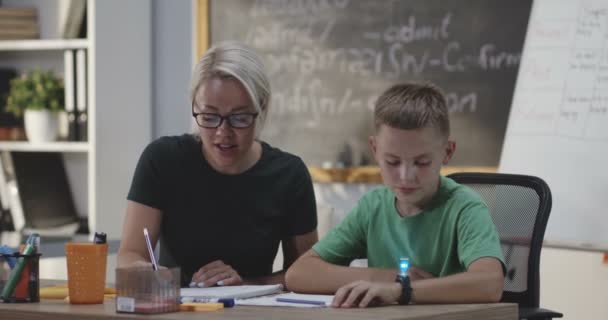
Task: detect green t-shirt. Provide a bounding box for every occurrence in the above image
[313,176,504,277]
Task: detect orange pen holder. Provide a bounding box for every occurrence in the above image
[65,243,108,304]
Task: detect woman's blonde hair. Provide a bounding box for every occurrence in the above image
[190,41,271,135]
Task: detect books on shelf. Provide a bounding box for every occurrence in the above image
[62,48,88,142]
[0,7,39,40]
[0,67,24,141]
[75,49,87,141]
[63,50,77,141]
[58,0,86,39]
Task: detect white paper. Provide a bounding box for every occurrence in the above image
[180,284,282,300]
[237,292,334,308]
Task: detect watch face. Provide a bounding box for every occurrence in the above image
[399,258,409,276]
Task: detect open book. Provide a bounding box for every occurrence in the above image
[180,284,282,300]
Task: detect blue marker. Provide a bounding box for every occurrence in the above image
[0,246,16,269]
[399,257,409,276]
[276,297,326,306]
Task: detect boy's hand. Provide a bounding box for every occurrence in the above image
[331,280,402,308]
[191,260,243,287]
[408,266,435,281]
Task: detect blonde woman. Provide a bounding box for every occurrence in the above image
[118,41,318,287]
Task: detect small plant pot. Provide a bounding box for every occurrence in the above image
[24,109,59,143]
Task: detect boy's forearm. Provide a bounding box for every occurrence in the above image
[412,270,504,304]
[286,255,397,294]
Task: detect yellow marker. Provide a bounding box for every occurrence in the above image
[40,284,116,300]
[179,302,224,311]
[40,286,69,299]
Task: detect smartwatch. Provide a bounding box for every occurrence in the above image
[395,274,412,305]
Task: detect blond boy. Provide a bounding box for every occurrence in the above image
[286,83,504,307]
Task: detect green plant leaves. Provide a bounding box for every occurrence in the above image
[6,69,65,118]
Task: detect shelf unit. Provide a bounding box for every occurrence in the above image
[0,0,153,238]
[0,39,90,154]
[0,39,89,51]
[0,142,89,153]
[0,0,94,237]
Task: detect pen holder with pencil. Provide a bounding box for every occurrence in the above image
[0,252,41,303]
[115,267,180,314]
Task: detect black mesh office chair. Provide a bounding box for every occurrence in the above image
[447,172,563,320]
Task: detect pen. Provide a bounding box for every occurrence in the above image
[276,297,326,306]
[180,297,235,307]
[143,228,158,271]
[1,233,39,299]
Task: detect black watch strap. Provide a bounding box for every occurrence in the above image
[395,274,412,305]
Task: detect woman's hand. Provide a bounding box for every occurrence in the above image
[331,280,402,308]
[190,260,243,287]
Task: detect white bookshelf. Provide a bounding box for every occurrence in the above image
[0,0,153,238]
[0,141,89,152]
[0,1,94,234]
[0,39,89,51]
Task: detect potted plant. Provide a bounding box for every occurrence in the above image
[5,69,64,143]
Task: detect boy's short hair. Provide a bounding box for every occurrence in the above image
[374,82,450,139]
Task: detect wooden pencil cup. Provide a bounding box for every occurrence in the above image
[65,243,108,304]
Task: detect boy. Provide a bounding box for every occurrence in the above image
[286,83,505,308]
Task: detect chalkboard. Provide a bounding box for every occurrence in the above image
[500,0,608,251]
[210,0,532,167]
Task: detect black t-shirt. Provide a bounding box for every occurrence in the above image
[127,134,317,284]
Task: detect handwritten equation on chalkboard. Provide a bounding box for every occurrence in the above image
[211,0,533,166]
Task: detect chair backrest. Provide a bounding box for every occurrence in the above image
[447,172,552,309]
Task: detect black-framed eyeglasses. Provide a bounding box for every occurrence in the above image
[192,110,259,129]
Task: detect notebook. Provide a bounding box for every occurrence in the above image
[180,284,282,300]
[237,292,334,308]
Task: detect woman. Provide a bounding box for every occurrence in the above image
[117,41,318,287]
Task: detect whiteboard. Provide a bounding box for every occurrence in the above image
[500,0,608,251]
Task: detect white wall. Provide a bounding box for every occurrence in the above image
[94,0,195,236]
[151,0,194,138]
[93,0,152,238]
[540,248,608,319]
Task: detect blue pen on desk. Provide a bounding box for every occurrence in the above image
[0,233,39,299]
[276,297,326,306]
[180,297,235,308]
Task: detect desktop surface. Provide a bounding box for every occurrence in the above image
[0,297,517,320]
